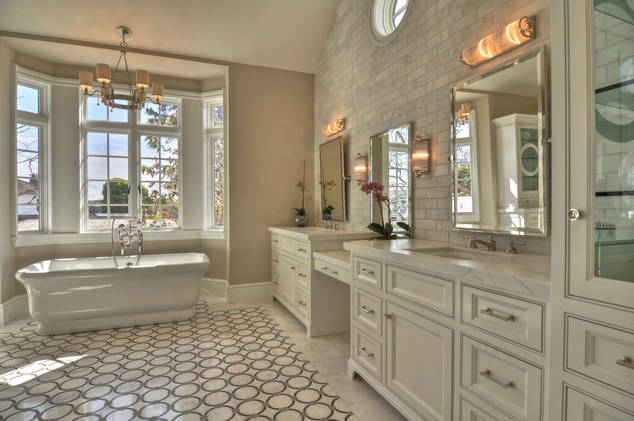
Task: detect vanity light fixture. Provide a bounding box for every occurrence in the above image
[322,119,346,137]
[460,16,536,67]
[456,103,472,124]
[354,153,368,184]
[412,136,431,177]
[79,26,164,111]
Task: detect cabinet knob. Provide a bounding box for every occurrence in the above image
[616,356,634,369]
[567,209,581,221]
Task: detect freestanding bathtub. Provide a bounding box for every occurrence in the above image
[15,253,210,335]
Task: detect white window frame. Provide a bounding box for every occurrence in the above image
[204,90,226,231]
[14,69,50,236]
[80,95,183,232]
[455,110,481,223]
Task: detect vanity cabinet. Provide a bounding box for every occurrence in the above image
[550,1,634,419]
[269,227,367,337]
[346,241,549,421]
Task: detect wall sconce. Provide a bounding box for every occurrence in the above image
[412,136,431,177]
[354,153,368,184]
[456,103,471,124]
[460,16,536,67]
[322,119,346,137]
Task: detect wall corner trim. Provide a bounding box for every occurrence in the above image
[0,294,29,326]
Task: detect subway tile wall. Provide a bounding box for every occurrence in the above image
[314,0,551,253]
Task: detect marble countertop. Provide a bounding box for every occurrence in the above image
[269,226,369,241]
[344,239,551,299]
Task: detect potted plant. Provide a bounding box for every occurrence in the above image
[322,205,335,220]
[293,162,309,227]
[360,182,410,239]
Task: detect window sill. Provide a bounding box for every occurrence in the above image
[12,229,226,247]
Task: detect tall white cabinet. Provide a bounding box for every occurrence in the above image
[550,1,634,419]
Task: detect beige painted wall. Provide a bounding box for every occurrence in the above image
[0,40,16,302]
[227,64,314,285]
[314,0,551,254]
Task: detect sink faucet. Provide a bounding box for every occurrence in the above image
[464,235,496,251]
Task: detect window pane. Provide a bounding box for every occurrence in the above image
[162,137,178,159]
[109,104,128,122]
[109,157,128,179]
[87,213,109,230]
[456,120,470,138]
[17,204,40,232]
[141,159,160,181]
[109,134,128,156]
[86,97,107,121]
[212,136,225,227]
[17,151,39,178]
[17,85,39,114]
[141,136,160,158]
[110,205,128,216]
[160,159,179,182]
[87,157,108,179]
[87,180,106,204]
[17,125,39,152]
[211,105,224,128]
[109,181,129,204]
[139,103,178,126]
[87,132,108,155]
[141,182,160,203]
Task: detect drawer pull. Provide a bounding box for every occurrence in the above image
[321,266,339,275]
[358,347,374,358]
[359,268,375,275]
[479,369,514,389]
[298,299,306,306]
[273,239,279,244]
[358,305,374,314]
[291,266,296,270]
[384,313,392,319]
[298,272,307,278]
[480,307,515,322]
[616,356,634,369]
[273,259,279,263]
[298,247,307,252]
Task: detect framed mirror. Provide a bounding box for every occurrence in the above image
[369,123,412,232]
[451,47,548,236]
[319,136,346,221]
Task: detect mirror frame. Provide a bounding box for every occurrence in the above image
[369,123,413,233]
[319,136,347,221]
[450,47,549,237]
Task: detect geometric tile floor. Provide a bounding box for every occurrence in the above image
[0,302,355,420]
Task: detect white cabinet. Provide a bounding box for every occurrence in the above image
[551,1,634,419]
[346,241,549,421]
[269,227,367,337]
[386,302,453,421]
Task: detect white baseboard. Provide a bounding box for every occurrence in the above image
[0,294,29,325]
[200,278,228,299]
[227,282,272,303]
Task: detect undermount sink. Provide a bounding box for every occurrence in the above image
[405,247,491,261]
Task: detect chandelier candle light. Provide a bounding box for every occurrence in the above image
[79,26,164,111]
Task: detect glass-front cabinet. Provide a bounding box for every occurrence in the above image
[568,0,634,309]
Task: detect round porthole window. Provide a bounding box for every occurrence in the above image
[370,0,410,45]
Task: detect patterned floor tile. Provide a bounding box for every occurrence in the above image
[0,302,355,420]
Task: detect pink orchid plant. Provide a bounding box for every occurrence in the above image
[360,182,410,239]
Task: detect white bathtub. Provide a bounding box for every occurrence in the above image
[16,253,210,335]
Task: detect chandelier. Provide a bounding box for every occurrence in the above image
[456,103,471,124]
[79,26,163,111]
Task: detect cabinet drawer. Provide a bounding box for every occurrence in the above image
[352,327,382,381]
[460,398,507,421]
[387,265,454,316]
[565,386,634,421]
[296,262,309,290]
[461,336,542,421]
[462,286,543,352]
[271,252,281,273]
[314,258,351,285]
[296,241,310,260]
[567,317,634,396]
[296,288,309,318]
[280,237,297,255]
[353,257,383,290]
[353,288,382,336]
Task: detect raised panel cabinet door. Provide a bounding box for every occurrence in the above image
[567,0,634,309]
[385,301,453,421]
[279,256,297,306]
[565,387,634,421]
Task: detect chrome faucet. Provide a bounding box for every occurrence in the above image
[464,235,497,251]
[117,219,143,256]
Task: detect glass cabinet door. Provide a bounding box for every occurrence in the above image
[568,0,634,308]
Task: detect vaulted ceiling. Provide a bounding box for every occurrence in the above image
[0,0,340,78]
